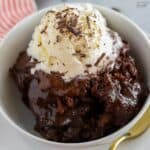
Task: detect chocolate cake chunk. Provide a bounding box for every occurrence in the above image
[10,42,149,142]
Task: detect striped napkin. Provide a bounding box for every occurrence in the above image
[0,0,37,40]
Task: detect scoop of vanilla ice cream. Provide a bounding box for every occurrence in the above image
[27,4,123,81]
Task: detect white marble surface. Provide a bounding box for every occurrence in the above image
[0,1,149,149]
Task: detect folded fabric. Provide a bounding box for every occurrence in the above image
[0,0,37,40]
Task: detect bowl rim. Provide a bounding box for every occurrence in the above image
[0,2,150,148]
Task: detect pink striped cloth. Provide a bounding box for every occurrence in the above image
[0,0,37,40]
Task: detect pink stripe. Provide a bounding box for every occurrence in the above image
[24,0,32,15]
[12,0,22,19]
[0,26,6,33]
[20,0,28,17]
[9,0,20,21]
[0,28,5,33]
[0,15,10,31]
[0,22,6,32]
[2,0,14,27]
[0,32,5,36]
[28,0,36,13]
[0,0,36,39]
[0,31,5,34]
[18,0,27,16]
[0,2,12,30]
[31,0,37,10]
[4,0,17,25]
[15,0,25,19]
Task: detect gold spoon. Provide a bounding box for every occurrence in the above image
[109,107,150,150]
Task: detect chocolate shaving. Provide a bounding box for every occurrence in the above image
[68,15,78,27]
[80,53,86,58]
[76,49,81,53]
[56,20,66,33]
[86,64,92,68]
[86,16,90,29]
[38,42,41,47]
[40,25,48,34]
[56,12,61,18]
[55,8,81,36]
[84,70,89,74]
[94,53,106,66]
[88,33,93,37]
[48,40,51,44]
[56,35,61,42]
[57,19,66,26]
[68,34,72,40]
[46,10,55,15]
[60,71,68,76]
[62,7,75,12]
[67,25,81,36]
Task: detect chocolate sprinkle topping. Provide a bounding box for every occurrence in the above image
[48,40,51,44]
[84,70,89,74]
[86,16,90,29]
[55,8,81,36]
[94,53,106,66]
[56,35,61,42]
[62,7,75,12]
[40,25,48,34]
[38,42,41,47]
[80,53,86,58]
[86,64,92,68]
[46,10,55,14]
[67,25,81,36]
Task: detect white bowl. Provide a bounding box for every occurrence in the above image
[0,3,150,150]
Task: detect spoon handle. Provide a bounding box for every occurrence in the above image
[109,133,131,150]
[109,106,150,150]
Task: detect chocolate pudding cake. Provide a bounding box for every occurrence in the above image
[10,4,149,143]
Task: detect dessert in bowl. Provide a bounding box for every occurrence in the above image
[0,3,149,149]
